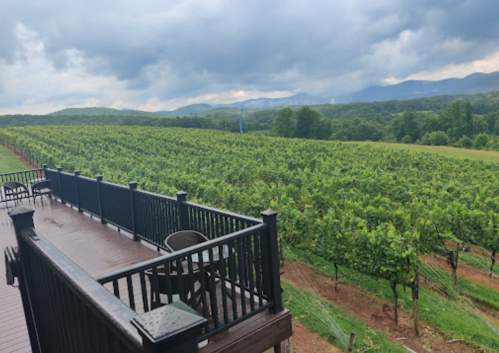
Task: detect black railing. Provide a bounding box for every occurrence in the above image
[8,208,207,353]
[96,220,279,342]
[39,167,262,251]
[4,166,284,351]
[0,169,45,203]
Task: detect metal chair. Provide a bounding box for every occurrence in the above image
[32,180,52,201]
[3,182,29,204]
[145,231,211,309]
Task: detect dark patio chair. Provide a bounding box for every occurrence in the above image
[145,230,211,309]
[32,180,52,201]
[3,182,29,204]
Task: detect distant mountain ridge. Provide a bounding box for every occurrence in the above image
[338,71,499,103]
[48,107,164,118]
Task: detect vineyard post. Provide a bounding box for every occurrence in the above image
[74,170,81,212]
[57,167,64,204]
[261,209,283,313]
[491,250,497,278]
[96,175,105,224]
[129,181,138,241]
[176,191,189,231]
[412,273,420,336]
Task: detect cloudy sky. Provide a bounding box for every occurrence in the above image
[1,0,499,114]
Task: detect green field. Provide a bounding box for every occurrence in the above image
[1,126,499,351]
[352,141,499,163]
[0,146,28,173]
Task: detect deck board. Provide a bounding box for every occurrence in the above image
[0,198,161,353]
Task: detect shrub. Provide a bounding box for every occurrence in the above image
[457,136,473,148]
[429,131,449,146]
[420,133,430,145]
[401,135,412,144]
[474,133,488,149]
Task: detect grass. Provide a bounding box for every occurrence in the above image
[286,247,499,352]
[283,281,408,353]
[349,141,499,163]
[0,146,28,173]
[459,252,499,277]
[419,263,499,311]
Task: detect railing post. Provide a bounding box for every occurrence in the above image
[176,191,189,231]
[132,301,206,353]
[42,164,47,180]
[57,167,64,204]
[261,209,283,313]
[96,175,105,224]
[129,181,138,241]
[74,170,81,212]
[8,207,41,353]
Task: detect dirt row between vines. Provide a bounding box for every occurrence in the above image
[282,260,478,353]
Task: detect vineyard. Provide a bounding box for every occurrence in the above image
[2,126,499,352]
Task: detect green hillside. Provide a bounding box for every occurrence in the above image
[48,107,165,118]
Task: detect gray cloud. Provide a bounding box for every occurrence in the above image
[1,0,499,112]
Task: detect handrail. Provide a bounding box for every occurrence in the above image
[96,223,267,282]
[185,201,262,225]
[0,168,43,177]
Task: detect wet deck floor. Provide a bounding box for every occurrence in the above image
[0,197,161,353]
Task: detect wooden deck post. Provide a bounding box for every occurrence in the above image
[96,175,106,224]
[176,191,189,231]
[132,301,206,353]
[74,170,81,212]
[57,167,64,204]
[8,207,41,353]
[129,181,138,241]
[261,209,283,314]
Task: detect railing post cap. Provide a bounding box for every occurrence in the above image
[42,164,47,168]
[57,167,63,171]
[131,301,206,349]
[74,170,80,174]
[8,206,35,219]
[261,209,278,217]
[96,175,103,181]
[176,191,187,196]
[129,181,138,189]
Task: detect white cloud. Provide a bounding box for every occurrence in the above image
[384,49,499,84]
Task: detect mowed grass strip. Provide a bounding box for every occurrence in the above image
[459,252,499,277]
[283,281,407,353]
[288,247,499,352]
[0,146,28,173]
[350,141,499,163]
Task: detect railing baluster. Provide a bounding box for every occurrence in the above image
[218,244,229,324]
[228,240,238,321]
[126,275,135,311]
[208,247,220,328]
[139,271,149,313]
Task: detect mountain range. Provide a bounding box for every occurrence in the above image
[47,71,499,116]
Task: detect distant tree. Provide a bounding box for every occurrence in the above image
[273,107,295,137]
[295,106,321,139]
[429,131,449,146]
[401,135,412,144]
[474,133,489,149]
[390,111,420,142]
[463,100,474,137]
[457,135,473,148]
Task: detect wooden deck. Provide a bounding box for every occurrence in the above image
[0,198,161,353]
[0,197,291,353]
